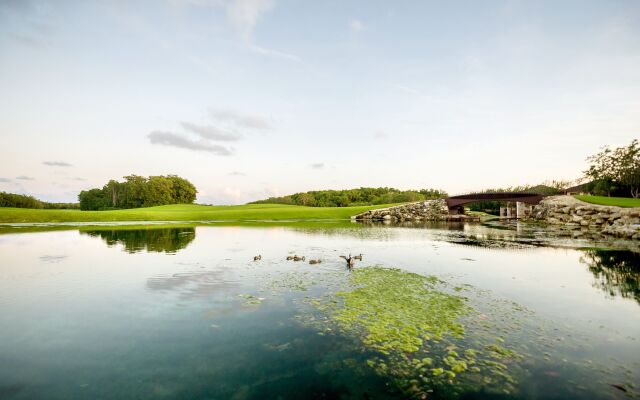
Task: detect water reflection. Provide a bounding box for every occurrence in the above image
[146,269,241,299]
[580,249,640,304]
[81,227,196,253]
[1,223,640,399]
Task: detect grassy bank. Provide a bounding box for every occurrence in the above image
[0,203,396,224]
[574,195,640,208]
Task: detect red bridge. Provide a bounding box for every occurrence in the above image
[445,193,545,215]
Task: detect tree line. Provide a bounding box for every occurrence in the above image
[250,187,448,207]
[0,192,80,209]
[583,139,640,198]
[79,175,197,210]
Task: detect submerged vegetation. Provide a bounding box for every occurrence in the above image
[320,267,524,398]
[250,187,447,207]
[269,267,527,398]
[266,265,639,399]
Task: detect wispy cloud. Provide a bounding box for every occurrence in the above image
[209,108,272,130]
[0,0,55,47]
[180,121,243,141]
[310,163,324,169]
[350,18,365,33]
[391,84,420,95]
[248,45,302,63]
[149,106,267,155]
[173,0,273,40]
[43,161,73,167]
[15,176,35,181]
[373,131,389,139]
[226,0,273,40]
[72,177,87,181]
[0,178,11,183]
[148,131,233,155]
[228,171,246,176]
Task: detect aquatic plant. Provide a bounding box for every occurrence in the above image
[286,267,523,398]
[268,266,638,399]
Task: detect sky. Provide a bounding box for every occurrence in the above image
[0,0,639,204]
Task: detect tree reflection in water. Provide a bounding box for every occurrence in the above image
[579,249,640,304]
[82,227,196,254]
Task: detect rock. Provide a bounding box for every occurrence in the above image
[353,199,477,222]
[529,195,640,240]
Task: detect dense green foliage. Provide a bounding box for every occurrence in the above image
[0,203,394,223]
[79,175,197,210]
[575,195,640,208]
[579,179,628,197]
[250,187,447,207]
[467,181,569,214]
[0,191,79,209]
[584,139,640,198]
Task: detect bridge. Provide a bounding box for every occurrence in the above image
[353,192,547,222]
[445,192,545,217]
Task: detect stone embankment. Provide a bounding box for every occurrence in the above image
[529,196,640,239]
[353,199,478,222]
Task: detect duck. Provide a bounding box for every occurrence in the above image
[253,255,262,261]
[308,259,322,264]
[339,254,355,269]
[293,255,306,262]
[353,253,363,261]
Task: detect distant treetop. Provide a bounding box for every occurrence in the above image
[249,187,447,207]
[0,192,79,210]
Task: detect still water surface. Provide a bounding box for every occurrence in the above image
[0,222,638,399]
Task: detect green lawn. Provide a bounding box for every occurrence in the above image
[574,195,640,208]
[0,203,396,223]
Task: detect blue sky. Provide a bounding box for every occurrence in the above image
[1,0,639,204]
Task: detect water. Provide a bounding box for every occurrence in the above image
[0,222,638,399]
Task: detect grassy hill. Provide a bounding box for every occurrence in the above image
[574,195,640,208]
[0,203,396,223]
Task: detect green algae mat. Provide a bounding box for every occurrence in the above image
[263,266,638,399]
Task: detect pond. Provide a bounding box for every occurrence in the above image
[0,221,638,399]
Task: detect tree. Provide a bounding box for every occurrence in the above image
[167,175,197,204]
[0,192,44,208]
[77,174,197,210]
[143,176,174,207]
[79,188,107,210]
[102,180,121,208]
[120,175,147,208]
[585,139,640,198]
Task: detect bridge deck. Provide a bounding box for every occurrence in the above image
[444,193,544,209]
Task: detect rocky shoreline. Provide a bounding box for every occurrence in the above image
[353,199,479,222]
[353,196,640,241]
[528,196,640,240]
